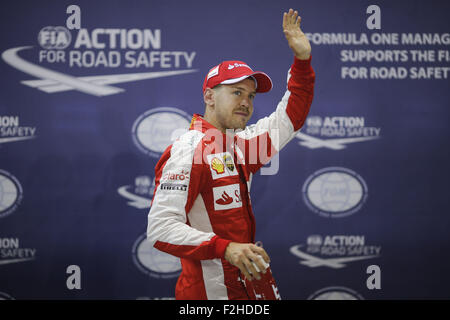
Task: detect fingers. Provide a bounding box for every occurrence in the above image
[253,245,270,265]
[283,8,301,27]
[224,242,272,281]
[236,260,253,281]
[283,10,289,29]
[291,10,298,24]
[283,9,302,37]
[245,245,271,281]
[233,251,260,281]
[242,255,261,280]
[287,9,297,24]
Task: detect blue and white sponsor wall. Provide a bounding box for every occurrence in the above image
[0,0,449,300]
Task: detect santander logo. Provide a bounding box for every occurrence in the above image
[215,191,234,205]
[228,63,251,70]
[212,184,242,211]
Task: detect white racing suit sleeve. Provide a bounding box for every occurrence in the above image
[235,56,315,174]
[147,132,231,260]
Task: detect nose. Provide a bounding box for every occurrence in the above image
[240,96,251,108]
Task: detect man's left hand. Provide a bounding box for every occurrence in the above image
[283,8,312,60]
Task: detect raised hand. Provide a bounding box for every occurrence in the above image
[283,8,312,60]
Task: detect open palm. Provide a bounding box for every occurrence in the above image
[283,8,312,60]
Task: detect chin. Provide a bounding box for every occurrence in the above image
[226,120,248,131]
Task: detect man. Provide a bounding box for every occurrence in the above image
[147,9,315,300]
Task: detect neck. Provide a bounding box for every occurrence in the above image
[202,114,226,134]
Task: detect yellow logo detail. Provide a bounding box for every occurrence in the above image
[211,157,225,174]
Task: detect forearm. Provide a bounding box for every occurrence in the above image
[285,55,315,131]
[147,210,231,260]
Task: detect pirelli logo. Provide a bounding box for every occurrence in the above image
[160,183,187,191]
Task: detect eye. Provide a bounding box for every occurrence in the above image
[249,94,255,100]
[233,91,241,96]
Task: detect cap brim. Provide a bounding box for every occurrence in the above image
[220,71,273,93]
[251,72,273,93]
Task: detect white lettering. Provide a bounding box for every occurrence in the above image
[143,29,161,50]
[74,29,92,48]
[323,235,365,246]
[74,28,162,49]
[409,50,435,62]
[66,5,81,30]
[0,238,19,249]
[366,5,381,30]
[183,52,196,68]
[323,117,365,127]
[370,67,408,79]
[371,33,399,45]
[402,33,450,45]
[366,265,381,289]
[306,33,369,45]
[38,50,66,63]
[410,67,450,79]
[341,66,368,79]
[0,116,19,127]
[124,51,196,68]
[92,28,105,49]
[179,304,214,317]
[66,265,82,290]
[340,50,408,62]
[438,50,450,62]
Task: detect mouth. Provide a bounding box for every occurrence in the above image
[234,111,249,117]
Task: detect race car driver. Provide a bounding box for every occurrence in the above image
[147,8,315,299]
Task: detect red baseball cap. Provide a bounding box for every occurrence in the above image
[202,60,272,94]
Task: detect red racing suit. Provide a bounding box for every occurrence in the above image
[147,56,315,299]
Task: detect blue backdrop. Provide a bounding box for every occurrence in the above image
[0,0,449,300]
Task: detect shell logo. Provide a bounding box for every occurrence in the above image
[211,157,225,174]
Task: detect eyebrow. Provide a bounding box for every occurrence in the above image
[231,86,257,95]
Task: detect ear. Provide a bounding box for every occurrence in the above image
[203,88,215,107]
